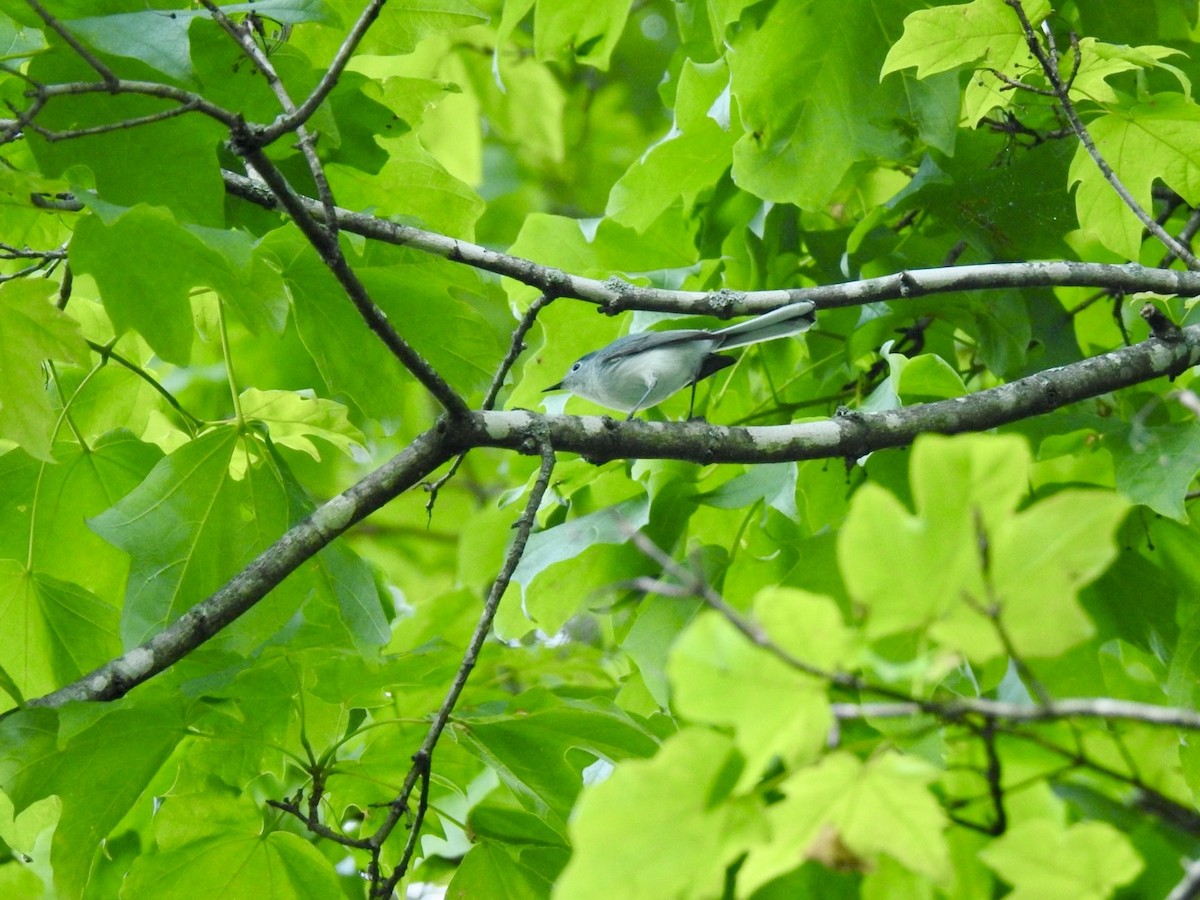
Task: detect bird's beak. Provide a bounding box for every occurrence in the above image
[542,382,563,392]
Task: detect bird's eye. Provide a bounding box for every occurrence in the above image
[571,362,582,372]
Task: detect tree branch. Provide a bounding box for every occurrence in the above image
[832,697,1200,730]
[229,142,470,417]
[254,0,388,145]
[221,169,1200,314]
[1002,0,1200,269]
[25,0,117,86]
[28,427,458,707]
[35,79,239,127]
[199,0,338,230]
[471,323,1200,462]
[370,440,557,897]
[1167,858,1200,900]
[27,312,1200,709]
[24,98,203,141]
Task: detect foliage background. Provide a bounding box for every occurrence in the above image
[3,0,1200,897]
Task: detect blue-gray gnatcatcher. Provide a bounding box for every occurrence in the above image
[543,300,816,418]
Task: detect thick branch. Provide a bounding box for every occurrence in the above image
[26,317,1200,708]
[471,324,1200,463]
[29,427,458,707]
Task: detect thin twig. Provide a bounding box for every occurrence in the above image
[1001,0,1200,269]
[0,242,67,260]
[267,793,373,849]
[1161,206,1200,269]
[255,0,388,144]
[0,260,53,282]
[424,294,556,517]
[35,79,239,127]
[229,140,470,417]
[982,66,1056,97]
[26,0,117,86]
[26,99,202,141]
[978,720,1007,835]
[199,1,338,232]
[369,440,557,897]
[484,294,555,411]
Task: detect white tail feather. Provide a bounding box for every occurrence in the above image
[712,301,816,350]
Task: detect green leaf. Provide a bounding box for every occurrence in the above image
[447,841,554,899]
[979,819,1143,899]
[239,388,364,461]
[454,692,661,832]
[348,0,487,54]
[1070,39,1191,104]
[71,203,288,364]
[0,434,163,602]
[0,701,184,899]
[88,426,290,648]
[1069,93,1200,260]
[840,435,1020,639]
[123,792,343,898]
[699,462,797,519]
[64,1,334,80]
[883,0,1051,79]
[277,470,391,649]
[740,752,950,892]
[841,435,1126,661]
[508,497,650,633]
[0,13,46,61]
[555,728,757,900]
[263,230,411,424]
[948,489,1129,658]
[1111,422,1200,521]
[534,0,632,70]
[0,280,90,460]
[0,561,120,702]
[607,59,740,231]
[883,0,1052,123]
[862,348,967,411]
[329,131,485,238]
[359,256,507,396]
[0,791,58,895]
[26,55,226,227]
[669,589,844,786]
[309,539,391,649]
[727,1,915,208]
[897,354,968,401]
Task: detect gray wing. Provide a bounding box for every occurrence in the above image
[598,328,714,360]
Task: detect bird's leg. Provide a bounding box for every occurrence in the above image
[627,375,658,420]
[687,381,698,420]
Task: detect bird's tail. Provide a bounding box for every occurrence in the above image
[712,300,816,350]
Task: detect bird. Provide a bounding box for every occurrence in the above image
[543,300,816,419]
